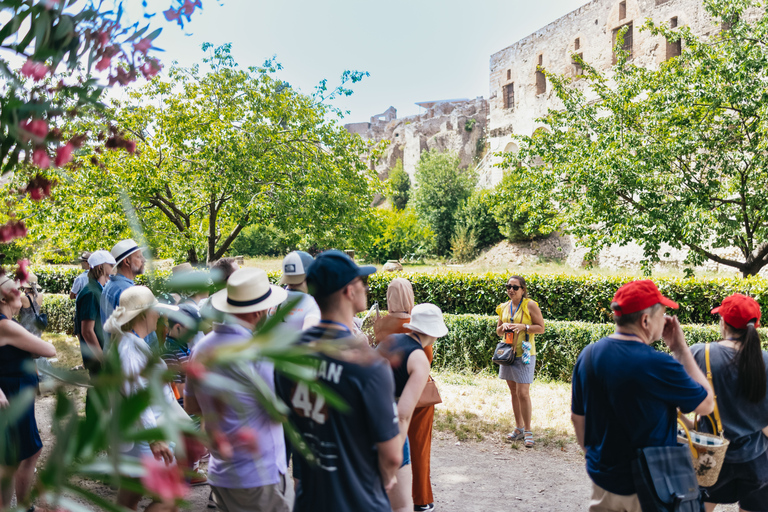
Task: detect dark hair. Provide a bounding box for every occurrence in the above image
[611,302,663,327]
[724,321,766,403]
[210,257,237,283]
[508,275,529,298]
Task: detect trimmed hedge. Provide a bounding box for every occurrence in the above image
[435,315,768,382]
[32,266,176,295]
[367,272,768,325]
[42,294,76,335]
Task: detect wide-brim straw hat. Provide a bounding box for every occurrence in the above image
[211,268,287,314]
[0,275,19,296]
[403,303,449,338]
[104,285,178,333]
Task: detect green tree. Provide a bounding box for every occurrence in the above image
[491,168,560,242]
[19,44,380,263]
[387,159,410,210]
[506,0,768,275]
[412,150,475,255]
[455,188,503,249]
[360,207,435,262]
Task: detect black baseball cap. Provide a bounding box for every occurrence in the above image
[306,250,376,298]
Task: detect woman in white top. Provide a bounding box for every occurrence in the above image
[104,286,182,512]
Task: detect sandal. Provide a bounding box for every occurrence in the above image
[506,427,524,441]
[524,431,535,448]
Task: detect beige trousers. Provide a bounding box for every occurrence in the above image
[589,482,643,512]
[211,474,291,512]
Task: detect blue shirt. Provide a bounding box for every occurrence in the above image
[100,274,157,350]
[275,326,399,512]
[571,337,708,495]
[71,270,88,296]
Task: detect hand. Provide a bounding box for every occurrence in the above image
[501,323,516,332]
[0,392,8,409]
[507,323,527,333]
[383,474,397,492]
[661,315,686,353]
[149,441,174,465]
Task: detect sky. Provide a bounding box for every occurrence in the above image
[130,0,590,123]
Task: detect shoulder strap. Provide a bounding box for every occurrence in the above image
[26,293,39,315]
[705,343,724,435]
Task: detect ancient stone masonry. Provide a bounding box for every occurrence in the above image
[483,0,727,186]
[344,98,488,182]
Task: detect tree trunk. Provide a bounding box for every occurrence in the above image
[187,247,198,264]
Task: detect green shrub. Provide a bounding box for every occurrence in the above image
[387,160,410,211]
[450,225,477,263]
[434,315,761,382]
[359,208,435,263]
[455,189,502,249]
[492,168,559,242]
[42,294,77,335]
[368,271,768,325]
[229,224,291,257]
[33,265,84,294]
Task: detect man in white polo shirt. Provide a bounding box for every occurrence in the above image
[271,251,320,331]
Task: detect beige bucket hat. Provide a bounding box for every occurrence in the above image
[210,268,287,314]
[104,286,178,333]
[403,303,449,338]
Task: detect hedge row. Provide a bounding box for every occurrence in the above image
[31,266,768,325]
[42,294,761,383]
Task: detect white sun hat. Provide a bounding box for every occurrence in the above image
[403,303,449,338]
[104,286,178,333]
[88,250,117,268]
[210,268,288,314]
[110,239,143,265]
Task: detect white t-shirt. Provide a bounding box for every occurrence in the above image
[271,289,320,331]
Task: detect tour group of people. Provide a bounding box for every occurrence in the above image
[1,241,767,512]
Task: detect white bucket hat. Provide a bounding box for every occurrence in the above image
[104,286,178,333]
[403,303,449,338]
[111,239,142,265]
[88,250,117,268]
[210,268,287,314]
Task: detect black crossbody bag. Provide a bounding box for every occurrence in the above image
[584,344,703,512]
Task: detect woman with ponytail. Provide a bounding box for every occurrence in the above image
[690,293,768,512]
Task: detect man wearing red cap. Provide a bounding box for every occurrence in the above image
[571,280,714,511]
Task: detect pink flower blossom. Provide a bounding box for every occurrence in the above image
[24,174,55,200]
[134,37,152,54]
[141,59,162,79]
[185,360,206,380]
[20,59,49,81]
[211,430,233,460]
[108,67,136,86]
[140,456,188,502]
[180,0,200,16]
[97,31,109,47]
[163,8,180,22]
[15,259,30,285]
[19,119,49,141]
[32,148,50,169]
[125,140,137,154]
[95,56,111,72]
[232,427,260,455]
[55,142,74,167]
[0,221,27,243]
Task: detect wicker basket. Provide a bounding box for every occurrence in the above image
[677,418,729,487]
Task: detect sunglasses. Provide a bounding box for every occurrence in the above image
[505,284,521,291]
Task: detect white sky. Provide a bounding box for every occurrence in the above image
[124,0,589,122]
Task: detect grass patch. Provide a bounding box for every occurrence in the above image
[432,369,575,446]
[44,332,83,370]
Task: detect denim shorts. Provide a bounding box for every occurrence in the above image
[703,449,768,512]
[401,436,411,468]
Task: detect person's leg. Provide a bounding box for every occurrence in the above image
[0,465,17,508]
[144,501,178,512]
[506,380,523,429]
[409,406,434,507]
[516,383,532,431]
[13,448,41,506]
[388,465,413,512]
[117,488,143,511]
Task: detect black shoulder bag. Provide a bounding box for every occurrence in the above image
[492,300,526,366]
[584,343,703,512]
[27,293,48,331]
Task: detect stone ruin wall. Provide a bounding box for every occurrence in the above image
[344,98,488,182]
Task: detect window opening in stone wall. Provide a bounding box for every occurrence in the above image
[666,18,681,59]
[670,16,678,28]
[573,53,584,76]
[655,0,670,4]
[619,1,626,20]
[536,69,546,95]
[575,37,580,50]
[507,69,511,80]
[612,22,633,64]
[504,83,515,109]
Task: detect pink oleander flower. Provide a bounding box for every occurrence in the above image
[15,259,30,285]
[180,0,201,16]
[134,37,152,54]
[232,427,259,455]
[97,31,109,47]
[19,119,49,142]
[125,139,137,154]
[24,174,55,200]
[55,142,74,167]
[140,456,188,502]
[0,221,27,243]
[211,429,233,460]
[163,8,180,22]
[44,0,62,10]
[95,55,111,72]
[108,67,135,86]
[20,59,49,81]
[185,360,206,380]
[32,148,50,169]
[141,59,162,79]
[182,435,208,465]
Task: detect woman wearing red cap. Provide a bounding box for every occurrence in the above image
[690,293,768,512]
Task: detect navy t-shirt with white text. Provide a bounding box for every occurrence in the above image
[571,337,707,495]
[275,326,399,512]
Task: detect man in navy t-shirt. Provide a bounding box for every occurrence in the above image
[571,280,714,511]
[275,250,401,512]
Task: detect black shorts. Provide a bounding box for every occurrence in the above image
[703,449,768,512]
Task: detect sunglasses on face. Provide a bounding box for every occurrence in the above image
[505,284,521,291]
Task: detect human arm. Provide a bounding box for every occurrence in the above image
[571,413,585,451]
[396,349,430,443]
[0,319,56,357]
[69,292,77,300]
[184,382,201,416]
[507,300,546,335]
[80,320,103,361]
[662,316,714,416]
[377,435,403,491]
[496,317,515,337]
[0,387,8,408]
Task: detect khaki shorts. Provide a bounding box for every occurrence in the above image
[211,474,291,512]
[589,482,642,512]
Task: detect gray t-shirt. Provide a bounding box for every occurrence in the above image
[691,342,768,463]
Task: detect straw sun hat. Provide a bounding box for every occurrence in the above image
[104,286,178,333]
[210,268,287,314]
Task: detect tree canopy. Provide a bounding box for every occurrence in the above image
[505,0,768,276]
[18,43,380,262]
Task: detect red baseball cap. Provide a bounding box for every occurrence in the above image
[711,293,761,329]
[612,280,679,316]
